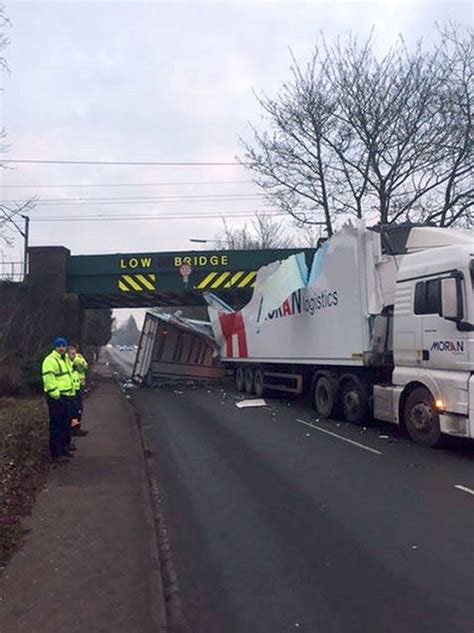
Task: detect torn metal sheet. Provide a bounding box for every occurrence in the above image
[205,221,395,365]
[255,252,308,324]
[133,310,224,385]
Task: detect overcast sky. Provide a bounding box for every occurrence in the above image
[1,0,471,324]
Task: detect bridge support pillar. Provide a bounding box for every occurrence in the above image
[27,245,83,347]
[28,246,70,294]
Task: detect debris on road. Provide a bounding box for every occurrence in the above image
[236,399,267,409]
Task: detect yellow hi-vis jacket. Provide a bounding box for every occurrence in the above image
[70,361,81,392]
[67,356,81,392]
[72,353,88,388]
[42,350,75,399]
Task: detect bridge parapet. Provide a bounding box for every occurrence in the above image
[29,246,70,294]
[29,246,315,309]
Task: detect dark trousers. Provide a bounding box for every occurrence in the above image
[62,395,77,445]
[68,391,83,424]
[47,396,70,457]
[75,389,84,422]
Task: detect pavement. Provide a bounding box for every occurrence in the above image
[133,382,474,633]
[0,362,167,633]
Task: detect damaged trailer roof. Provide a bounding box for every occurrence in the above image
[146,310,217,345]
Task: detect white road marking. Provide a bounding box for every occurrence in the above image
[296,419,382,456]
[454,485,474,497]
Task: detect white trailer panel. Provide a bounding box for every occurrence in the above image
[133,311,224,384]
[207,223,394,366]
[132,312,159,385]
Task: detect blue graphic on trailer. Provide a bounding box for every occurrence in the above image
[308,242,329,286]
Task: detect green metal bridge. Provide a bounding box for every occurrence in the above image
[61,247,315,308]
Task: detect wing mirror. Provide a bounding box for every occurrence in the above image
[440,276,463,321]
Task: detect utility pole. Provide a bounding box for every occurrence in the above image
[21,215,30,277]
[5,214,30,278]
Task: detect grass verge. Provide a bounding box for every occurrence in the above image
[0,396,49,569]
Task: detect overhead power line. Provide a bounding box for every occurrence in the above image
[1,180,254,189]
[2,193,266,205]
[5,158,241,166]
[32,210,284,223]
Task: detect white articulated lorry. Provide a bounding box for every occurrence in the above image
[206,222,474,447]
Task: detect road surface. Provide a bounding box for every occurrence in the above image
[108,350,474,633]
[103,346,136,375]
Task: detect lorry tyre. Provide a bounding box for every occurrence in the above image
[244,367,255,394]
[404,387,442,447]
[235,367,245,392]
[254,368,266,398]
[312,374,335,419]
[341,375,369,425]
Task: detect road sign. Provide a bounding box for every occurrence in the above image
[179,263,192,285]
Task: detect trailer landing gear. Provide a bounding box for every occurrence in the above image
[244,367,255,394]
[253,368,266,398]
[235,367,245,392]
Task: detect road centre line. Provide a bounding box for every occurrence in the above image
[296,419,382,456]
[454,485,474,497]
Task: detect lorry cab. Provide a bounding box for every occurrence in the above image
[392,228,474,445]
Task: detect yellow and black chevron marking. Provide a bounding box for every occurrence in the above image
[118,273,156,292]
[195,271,256,291]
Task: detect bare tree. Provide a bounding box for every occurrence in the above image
[0,5,10,169]
[422,23,473,227]
[242,53,338,235]
[0,200,35,248]
[294,221,327,248]
[215,212,294,250]
[241,23,473,233]
[0,7,35,256]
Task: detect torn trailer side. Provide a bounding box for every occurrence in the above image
[132,311,225,385]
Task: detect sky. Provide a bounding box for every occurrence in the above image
[0,0,471,325]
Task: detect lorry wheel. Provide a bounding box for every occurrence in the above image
[342,376,369,425]
[235,367,245,392]
[244,367,255,394]
[404,387,442,447]
[313,374,335,419]
[254,368,266,398]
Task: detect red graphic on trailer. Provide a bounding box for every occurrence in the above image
[218,311,248,358]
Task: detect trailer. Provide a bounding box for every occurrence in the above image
[132,311,224,385]
[206,222,474,447]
